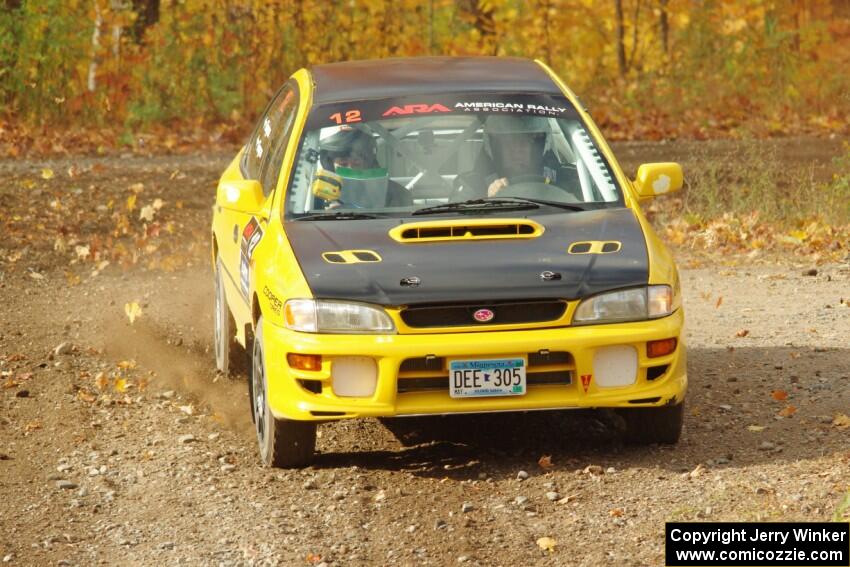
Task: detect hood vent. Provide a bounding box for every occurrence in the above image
[322,250,382,264]
[390,219,543,243]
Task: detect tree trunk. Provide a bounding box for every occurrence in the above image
[615,0,627,77]
[131,0,159,42]
[659,0,669,54]
[88,0,102,93]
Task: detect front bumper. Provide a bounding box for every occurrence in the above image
[263,309,686,421]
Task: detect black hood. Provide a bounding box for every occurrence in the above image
[284,208,648,306]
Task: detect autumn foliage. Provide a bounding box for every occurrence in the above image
[1,0,849,152]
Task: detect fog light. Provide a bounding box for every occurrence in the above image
[647,338,677,358]
[331,357,377,397]
[592,345,638,387]
[287,353,322,371]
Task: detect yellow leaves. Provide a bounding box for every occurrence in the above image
[24,420,42,433]
[536,537,557,553]
[114,377,128,393]
[747,425,766,432]
[126,193,137,212]
[124,302,142,324]
[41,168,54,179]
[833,414,850,429]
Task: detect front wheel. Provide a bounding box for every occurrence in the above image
[618,401,684,445]
[252,317,316,468]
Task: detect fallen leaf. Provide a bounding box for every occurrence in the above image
[41,168,54,179]
[75,245,90,260]
[536,536,557,552]
[305,553,323,565]
[747,425,766,432]
[778,405,797,417]
[114,378,128,393]
[25,420,42,432]
[124,302,142,324]
[139,204,155,222]
[94,372,108,391]
[537,454,553,470]
[29,272,45,280]
[715,296,723,308]
[772,390,788,401]
[77,390,96,403]
[609,508,624,517]
[126,194,137,212]
[117,360,136,369]
[833,414,850,429]
[735,329,749,337]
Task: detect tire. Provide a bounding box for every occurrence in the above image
[214,259,245,377]
[618,401,684,445]
[252,317,316,468]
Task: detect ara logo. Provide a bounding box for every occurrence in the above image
[382,104,451,117]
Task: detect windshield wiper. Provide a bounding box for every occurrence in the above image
[412,198,539,216]
[487,196,588,212]
[294,211,380,221]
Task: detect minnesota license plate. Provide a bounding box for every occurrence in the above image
[449,358,526,398]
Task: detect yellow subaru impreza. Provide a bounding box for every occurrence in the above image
[211,57,686,467]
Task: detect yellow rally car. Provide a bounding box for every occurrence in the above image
[211,57,686,467]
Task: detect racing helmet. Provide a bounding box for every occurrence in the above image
[319,128,378,171]
[484,114,550,145]
[483,115,550,175]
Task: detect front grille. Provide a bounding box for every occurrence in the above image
[400,300,566,328]
[397,351,573,394]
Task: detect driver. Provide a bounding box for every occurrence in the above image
[483,115,555,197]
[314,128,411,208]
[452,115,556,200]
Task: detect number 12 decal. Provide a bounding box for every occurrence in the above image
[329,110,362,124]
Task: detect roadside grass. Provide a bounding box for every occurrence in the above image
[833,491,850,522]
[647,140,850,260]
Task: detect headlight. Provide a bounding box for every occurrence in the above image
[573,285,677,325]
[283,299,395,334]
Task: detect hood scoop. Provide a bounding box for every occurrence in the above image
[389,218,543,243]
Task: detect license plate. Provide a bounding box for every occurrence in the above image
[449,358,526,398]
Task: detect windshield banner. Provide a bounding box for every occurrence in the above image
[307,93,581,130]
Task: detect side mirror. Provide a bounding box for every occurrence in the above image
[216,179,265,213]
[633,163,683,200]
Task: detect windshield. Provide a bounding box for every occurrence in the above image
[285,93,623,218]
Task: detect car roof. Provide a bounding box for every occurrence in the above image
[309,56,562,105]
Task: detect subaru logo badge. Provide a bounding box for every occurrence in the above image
[473,308,494,323]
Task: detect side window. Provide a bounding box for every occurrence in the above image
[242,82,299,195]
[258,85,299,196]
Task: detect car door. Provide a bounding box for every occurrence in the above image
[215,81,300,326]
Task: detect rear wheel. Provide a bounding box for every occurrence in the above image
[252,318,316,468]
[214,259,245,377]
[618,401,684,445]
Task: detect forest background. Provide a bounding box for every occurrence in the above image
[1,0,849,258]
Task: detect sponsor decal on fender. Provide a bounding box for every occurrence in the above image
[239,217,263,298]
[262,285,282,315]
